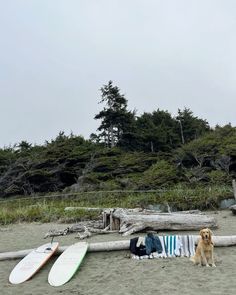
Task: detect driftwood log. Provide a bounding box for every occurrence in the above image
[44,208,217,239]
[44,224,116,240]
[64,207,104,212]
[1,235,236,261]
[108,208,217,236]
[75,226,92,239]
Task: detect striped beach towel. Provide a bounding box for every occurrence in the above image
[179,235,196,257]
[164,235,182,257]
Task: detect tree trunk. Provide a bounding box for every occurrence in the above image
[1,236,236,261]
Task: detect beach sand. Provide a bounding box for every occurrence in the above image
[1,210,236,295]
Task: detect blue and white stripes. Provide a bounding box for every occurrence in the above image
[131,235,196,259]
[163,235,181,257]
[162,235,196,258]
[179,235,196,257]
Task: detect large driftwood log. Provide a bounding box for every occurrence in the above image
[1,236,236,261]
[112,209,217,236]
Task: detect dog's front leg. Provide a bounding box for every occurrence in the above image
[211,247,216,267]
[201,249,209,267]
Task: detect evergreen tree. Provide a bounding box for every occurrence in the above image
[176,108,210,144]
[94,81,134,147]
[130,110,180,152]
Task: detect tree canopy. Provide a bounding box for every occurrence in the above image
[94,81,135,147]
[0,82,235,198]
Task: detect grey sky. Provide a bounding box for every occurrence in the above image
[0,0,236,147]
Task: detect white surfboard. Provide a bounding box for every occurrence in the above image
[48,242,88,287]
[9,242,59,284]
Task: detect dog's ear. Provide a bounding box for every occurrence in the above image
[209,229,213,240]
[209,229,214,244]
[199,229,204,237]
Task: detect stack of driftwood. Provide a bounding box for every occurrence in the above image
[102,208,217,236]
[43,207,218,240]
[42,208,217,239]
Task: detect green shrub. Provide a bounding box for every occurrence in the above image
[141,160,178,188]
[207,170,231,184]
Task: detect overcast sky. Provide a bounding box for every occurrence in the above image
[0,0,236,147]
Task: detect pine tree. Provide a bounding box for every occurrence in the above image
[176,108,210,144]
[94,81,134,147]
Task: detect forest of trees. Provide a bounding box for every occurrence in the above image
[0,81,236,198]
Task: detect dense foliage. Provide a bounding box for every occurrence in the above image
[0,82,235,198]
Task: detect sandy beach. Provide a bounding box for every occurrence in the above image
[1,210,236,295]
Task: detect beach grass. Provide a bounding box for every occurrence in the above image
[0,184,233,225]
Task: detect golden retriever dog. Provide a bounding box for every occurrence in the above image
[190,228,216,267]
